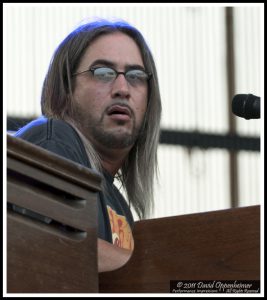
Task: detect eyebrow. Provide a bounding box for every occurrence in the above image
[89,59,146,71]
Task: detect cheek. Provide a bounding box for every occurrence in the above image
[136,103,147,114]
[74,83,106,111]
[134,100,148,124]
[135,91,148,115]
[92,89,107,104]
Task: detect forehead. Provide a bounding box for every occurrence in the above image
[79,32,144,67]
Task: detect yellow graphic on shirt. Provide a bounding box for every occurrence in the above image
[107,205,134,251]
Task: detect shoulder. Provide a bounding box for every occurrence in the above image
[15,116,74,140]
[15,116,90,167]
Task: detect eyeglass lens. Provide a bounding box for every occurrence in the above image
[92,67,149,84]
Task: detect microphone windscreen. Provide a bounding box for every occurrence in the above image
[232,94,260,119]
[232,94,247,117]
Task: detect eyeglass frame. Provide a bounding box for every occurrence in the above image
[72,66,152,85]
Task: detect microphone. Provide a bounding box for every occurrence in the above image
[232,94,260,120]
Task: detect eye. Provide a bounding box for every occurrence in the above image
[126,70,148,82]
[93,67,116,81]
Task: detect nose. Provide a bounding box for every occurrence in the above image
[111,73,130,99]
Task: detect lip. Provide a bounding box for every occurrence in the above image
[108,114,131,121]
[107,105,131,117]
[106,104,133,122]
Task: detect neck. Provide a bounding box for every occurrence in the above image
[97,145,131,176]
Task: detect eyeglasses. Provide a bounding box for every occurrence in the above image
[72,66,152,86]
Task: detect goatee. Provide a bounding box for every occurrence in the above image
[72,101,142,149]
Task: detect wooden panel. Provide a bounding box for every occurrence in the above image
[7,134,102,293]
[7,179,97,232]
[7,134,102,192]
[7,210,98,293]
[99,205,260,293]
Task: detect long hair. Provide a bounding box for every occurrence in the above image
[41,18,162,219]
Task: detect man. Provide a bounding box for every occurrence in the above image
[14,18,162,272]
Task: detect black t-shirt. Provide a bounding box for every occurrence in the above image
[14,117,134,249]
